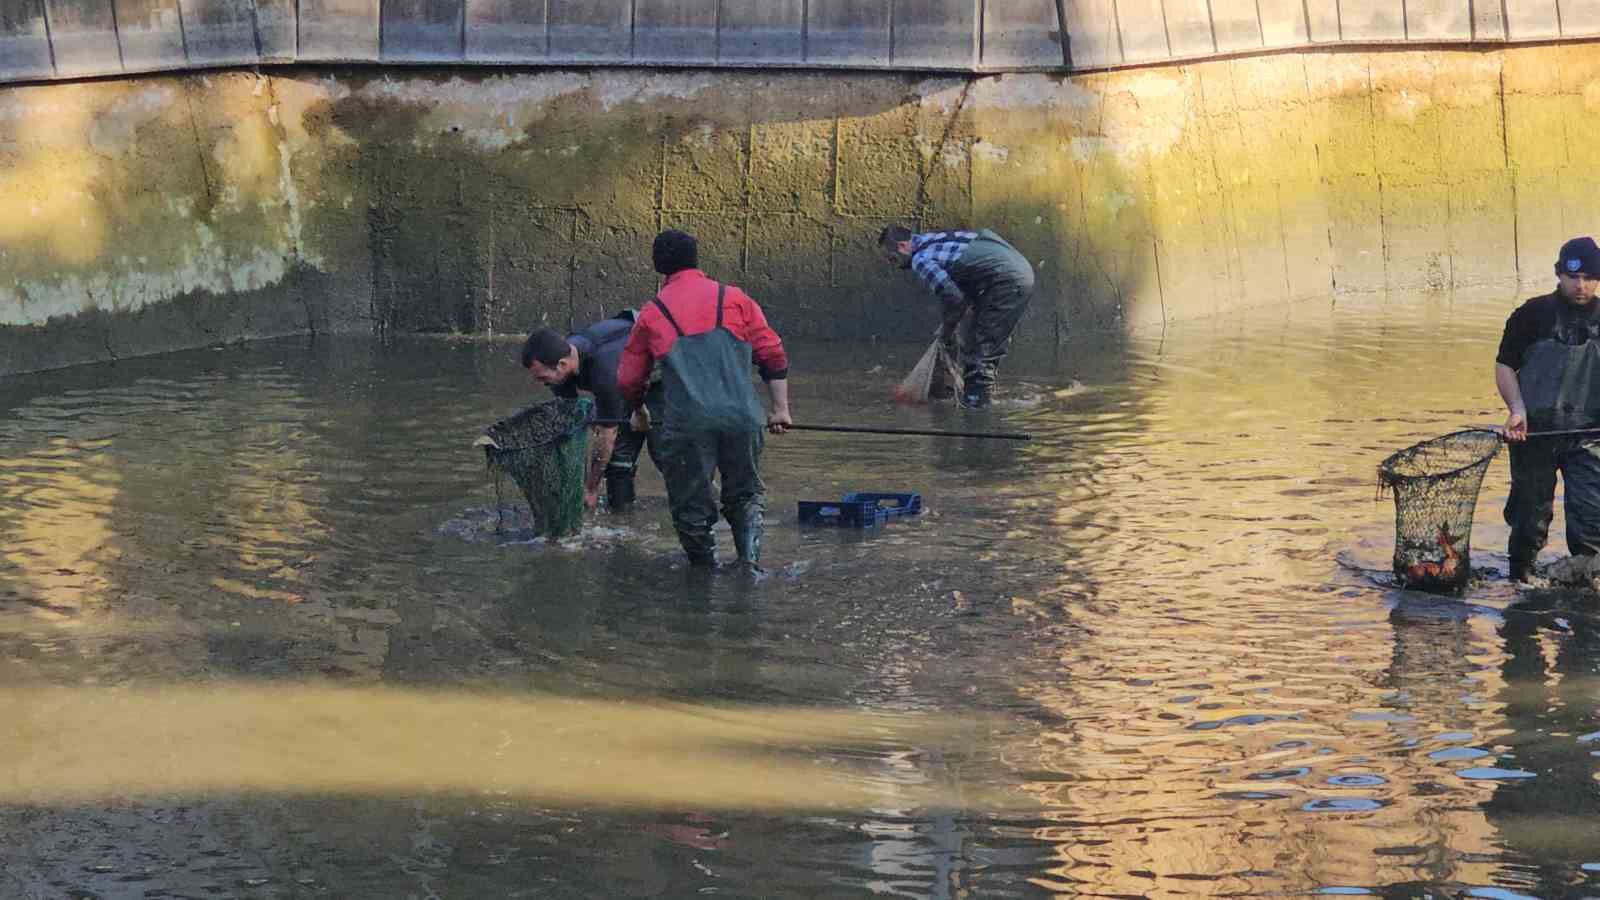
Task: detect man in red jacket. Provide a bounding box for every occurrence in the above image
[617,230,793,569]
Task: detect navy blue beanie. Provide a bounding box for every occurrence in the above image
[1558,236,1600,276]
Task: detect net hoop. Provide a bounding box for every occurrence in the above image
[1377,428,1505,593]
[482,399,597,452]
[1378,429,1504,488]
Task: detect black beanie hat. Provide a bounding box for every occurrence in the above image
[1558,236,1600,276]
[652,230,698,276]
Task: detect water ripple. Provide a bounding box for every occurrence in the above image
[0,297,1594,897]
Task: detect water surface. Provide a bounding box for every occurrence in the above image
[3,290,1599,898]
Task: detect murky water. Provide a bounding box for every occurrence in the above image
[4,290,1600,898]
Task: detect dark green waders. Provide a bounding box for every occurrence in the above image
[650,285,769,567]
[941,230,1037,399]
[603,382,664,511]
[1507,303,1600,579]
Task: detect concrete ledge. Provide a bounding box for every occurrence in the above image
[0,266,369,376]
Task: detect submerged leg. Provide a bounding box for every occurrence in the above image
[1561,441,1600,558]
[964,275,1035,399]
[658,430,721,565]
[605,428,645,512]
[1505,440,1559,579]
[603,385,666,512]
[717,429,767,566]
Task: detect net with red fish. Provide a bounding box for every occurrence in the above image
[893,335,963,405]
[1378,429,1504,592]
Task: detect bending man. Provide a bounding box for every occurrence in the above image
[878,225,1036,408]
[522,311,663,512]
[617,230,793,569]
[1496,236,1600,583]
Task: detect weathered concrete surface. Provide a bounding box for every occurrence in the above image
[0,74,372,374]
[4,46,1600,374]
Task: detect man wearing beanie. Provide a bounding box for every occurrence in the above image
[617,230,793,569]
[1495,236,1600,582]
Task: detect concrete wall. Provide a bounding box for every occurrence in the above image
[3,46,1600,371]
[8,0,1600,85]
[4,44,1600,375]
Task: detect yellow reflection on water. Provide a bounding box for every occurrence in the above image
[0,684,996,813]
[1003,299,1537,894]
[0,441,119,621]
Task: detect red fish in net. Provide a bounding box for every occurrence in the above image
[1378,429,1503,592]
[893,335,963,405]
[1402,523,1463,586]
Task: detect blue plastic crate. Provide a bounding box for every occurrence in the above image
[797,499,889,528]
[841,492,923,519]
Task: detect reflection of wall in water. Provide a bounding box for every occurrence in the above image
[1485,597,1600,891]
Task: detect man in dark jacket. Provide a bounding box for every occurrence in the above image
[878,225,1036,408]
[522,312,662,513]
[1496,236,1600,582]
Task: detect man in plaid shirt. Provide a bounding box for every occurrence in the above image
[878,225,1036,408]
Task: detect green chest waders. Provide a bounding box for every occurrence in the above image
[1507,302,1600,575]
[1517,304,1600,432]
[943,230,1036,394]
[651,284,769,564]
[653,285,767,436]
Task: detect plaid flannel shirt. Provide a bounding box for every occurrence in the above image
[910,231,978,308]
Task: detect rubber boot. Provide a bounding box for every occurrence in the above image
[959,382,991,409]
[680,528,719,569]
[605,472,636,513]
[1509,556,1537,585]
[731,512,764,572]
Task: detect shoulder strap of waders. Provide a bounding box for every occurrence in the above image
[715,282,726,329]
[651,295,686,338]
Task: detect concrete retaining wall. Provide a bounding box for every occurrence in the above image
[3,45,1599,375]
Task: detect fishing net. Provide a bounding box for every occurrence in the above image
[893,335,963,404]
[1377,429,1504,592]
[479,397,594,538]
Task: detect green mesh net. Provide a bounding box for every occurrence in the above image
[480,398,594,539]
[1378,429,1504,592]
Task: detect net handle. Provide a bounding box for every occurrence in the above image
[1459,424,1600,441]
[1524,426,1600,438]
[589,418,1032,441]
